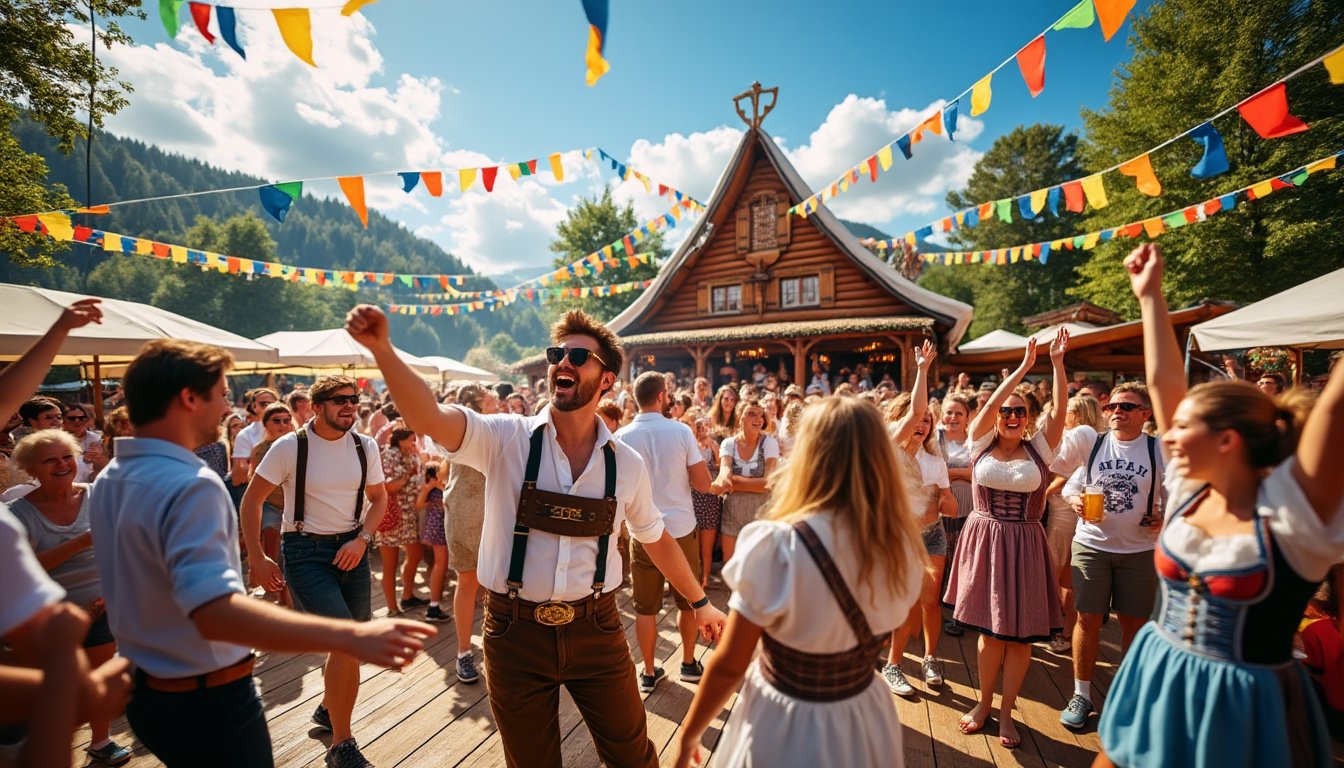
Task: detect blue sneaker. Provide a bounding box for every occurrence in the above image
[1060,694,1094,730]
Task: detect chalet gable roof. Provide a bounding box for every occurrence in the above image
[607,126,974,348]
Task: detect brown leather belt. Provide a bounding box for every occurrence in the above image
[487,590,612,626]
[138,654,255,693]
[282,528,359,542]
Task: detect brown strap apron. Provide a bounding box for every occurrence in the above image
[757,520,886,702]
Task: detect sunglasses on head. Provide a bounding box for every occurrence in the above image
[1103,401,1144,413]
[545,346,608,369]
[319,395,361,407]
[998,406,1028,418]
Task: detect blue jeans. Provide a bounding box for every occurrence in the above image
[281,533,371,622]
[127,676,273,768]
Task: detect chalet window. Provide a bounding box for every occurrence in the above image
[780,275,820,308]
[749,194,779,251]
[711,284,742,314]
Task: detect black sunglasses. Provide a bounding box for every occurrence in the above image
[545,346,608,369]
[998,406,1028,418]
[318,395,361,407]
[1103,401,1144,413]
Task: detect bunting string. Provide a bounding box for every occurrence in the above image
[589,148,706,207]
[391,277,656,315]
[865,42,1344,250]
[912,149,1343,266]
[411,270,657,301]
[787,0,1139,219]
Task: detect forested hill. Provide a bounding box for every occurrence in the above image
[4,119,550,358]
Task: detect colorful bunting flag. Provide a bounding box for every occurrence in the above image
[1094,0,1136,42]
[581,0,610,86]
[970,74,993,117]
[482,167,498,192]
[258,182,302,223]
[337,176,368,228]
[943,100,959,140]
[1188,122,1229,179]
[272,9,315,67]
[1080,174,1108,208]
[1118,154,1162,196]
[1016,36,1047,98]
[1062,181,1085,212]
[159,0,183,36]
[188,2,214,42]
[422,172,443,197]
[216,6,244,58]
[1325,47,1344,85]
[341,0,377,15]
[549,153,565,181]
[459,168,476,192]
[1237,82,1310,139]
[1053,0,1095,30]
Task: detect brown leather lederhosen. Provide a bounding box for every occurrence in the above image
[757,521,886,702]
[503,424,618,624]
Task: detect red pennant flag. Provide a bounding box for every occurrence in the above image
[1237,83,1309,139]
[941,217,952,232]
[1204,198,1223,216]
[422,172,443,197]
[188,2,215,42]
[1183,207,1199,224]
[657,184,668,196]
[482,166,498,192]
[152,242,170,257]
[73,225,92,242]
[11,215,38,232]
[868,156,879,182]
[1016,36,1046,98]
[526,159,538,174]
[1062,181,1085,212]
[226,257,241,274]
[1270,177,1294,191]
[1122,222,1144,238]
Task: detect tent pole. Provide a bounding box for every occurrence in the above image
[1292,348,1304,386]
[1183,334,1193,384]
[92,356,104,425]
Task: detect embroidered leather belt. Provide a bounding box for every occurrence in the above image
[488,590,610,626]
[138,653,255,693]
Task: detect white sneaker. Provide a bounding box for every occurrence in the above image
[882,663,916,697]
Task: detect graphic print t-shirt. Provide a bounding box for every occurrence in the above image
[1065,432,1166,554]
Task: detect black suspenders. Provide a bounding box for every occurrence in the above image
[293,426,368,533]
[506,425,617,601]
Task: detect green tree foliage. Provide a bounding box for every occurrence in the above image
[546,189,665,321]
[919,124,1088,338]
[1072,0,1344,315]
[0,1,142,265]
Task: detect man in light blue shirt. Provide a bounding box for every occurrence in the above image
[90,339,434,768]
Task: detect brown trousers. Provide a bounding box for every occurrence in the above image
[482,592,657,768]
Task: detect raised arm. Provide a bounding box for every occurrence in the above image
[345,305,467,451]
[1038,327,1070,450]
[1293,356,1344,523]
[0,300,102,418]
[968,338,1038,441]
[1125,243,1185,432]
[891,340,936,447]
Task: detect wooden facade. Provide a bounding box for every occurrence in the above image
[594,84,972,390]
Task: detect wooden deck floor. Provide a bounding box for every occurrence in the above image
[63,557,1189,767]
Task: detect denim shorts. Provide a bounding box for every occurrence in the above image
[281,532,371,622]
[921,521,947,557]
[261,503,283,531]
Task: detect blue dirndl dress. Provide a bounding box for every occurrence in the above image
[1098,476,1332,768]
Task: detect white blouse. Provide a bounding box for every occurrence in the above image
[967,429,1057,493]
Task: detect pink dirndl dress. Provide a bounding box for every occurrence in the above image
[941,430,1063,643]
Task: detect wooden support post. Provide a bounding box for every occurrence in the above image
[91,356,104,425]
[896,335,914,391]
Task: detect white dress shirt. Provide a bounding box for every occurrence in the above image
[614,412,703,539]
[445,404,665,603]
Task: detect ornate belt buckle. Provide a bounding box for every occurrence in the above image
[534,601,575,626]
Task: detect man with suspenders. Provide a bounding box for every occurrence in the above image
[345,305,727,768]
[1057,381,1166,730]
[243,375,396,768]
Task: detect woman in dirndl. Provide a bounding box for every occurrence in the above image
[1093,243,1344,768]
[942,326,1070,749]
[672,396,927,768]
[715,401,778,565]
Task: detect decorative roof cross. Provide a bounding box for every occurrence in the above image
[733,82,778,130]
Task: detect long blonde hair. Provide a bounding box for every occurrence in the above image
[765,397,926,599]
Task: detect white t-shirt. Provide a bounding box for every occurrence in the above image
[720,434,780,476]
[232,421,264,463]
[1064,431,1165,554]
[614,412,703,539]
[255,428,385,535]
[1051,425,1099,478]
[915,449,950,489]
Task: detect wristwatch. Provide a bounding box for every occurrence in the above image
[358,530,374,545]
[690,595,711,610]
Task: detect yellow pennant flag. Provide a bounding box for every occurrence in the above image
[272,9,316,67]
[1325,47,1344,84]
[135,238,154,255]
[35,213,73,241]
[1080,174,1109,209]
[1307,156,1338,174]
[970,74,993,116]
[878,145,894,171]
[340,0,377,15]
[636,172,650,193]
[459,168,476,192]
[1083,231,1101,249]
[1250,179,1274,198]
[1029,189,1048,214]
[507,164,522,181]
[170,245,188,264]
[548,153,564,181]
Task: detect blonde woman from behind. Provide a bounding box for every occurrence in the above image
[673,397,927,768]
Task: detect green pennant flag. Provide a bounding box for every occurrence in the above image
[159,0,183,36]
[274,181,303,200]
[1163,212,1187,229]
[995,199,1014,223]
[1052,0,1095,30]
[517,162,533,177]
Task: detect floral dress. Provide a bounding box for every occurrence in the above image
[374,445,421,547]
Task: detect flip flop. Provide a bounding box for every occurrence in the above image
[958,713,987,735]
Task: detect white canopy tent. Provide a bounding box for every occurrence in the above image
[250,329,441,378]
[419,355,499,382]
[1190,267,1344,352]
[957,329,1029,352]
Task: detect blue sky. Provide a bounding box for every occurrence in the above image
[102,0,1151,275]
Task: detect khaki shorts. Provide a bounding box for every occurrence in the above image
[1071,541,1158,618]
[631,532,701,615]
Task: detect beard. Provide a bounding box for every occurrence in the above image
[550,371,602,412]
[320,410,356,433]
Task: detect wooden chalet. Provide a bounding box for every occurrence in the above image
[578,84,972,390]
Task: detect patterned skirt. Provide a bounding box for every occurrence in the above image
[420,492,446,546]
[693,490,722,531]
[942,510,1063,643]
[374,495,421,548]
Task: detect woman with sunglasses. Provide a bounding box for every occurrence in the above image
[247,403,296,604]
[1094,244,1344,768]
[943,327,1069,749]
[61,402,107,482]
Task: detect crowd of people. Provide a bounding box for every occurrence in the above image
[1,242,1342,768]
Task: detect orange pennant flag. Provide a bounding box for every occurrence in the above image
[421,172,443,197]
[272,9,316,67]
[1141,217,1165,238]
[1118,154,1162,196]
[338,176,369,228]
[548,153,564,181]
[1095,0,1137,42]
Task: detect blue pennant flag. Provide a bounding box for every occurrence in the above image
[216,6,245,59]
[942,100,959,140]
[1047,186,1062,217]
[398,172,420,193]
[1017,195,1036,220]
[1039,241,1051,265]
[258,185,296,223]
[1189,122,1229,179]
[896,134,912,160]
